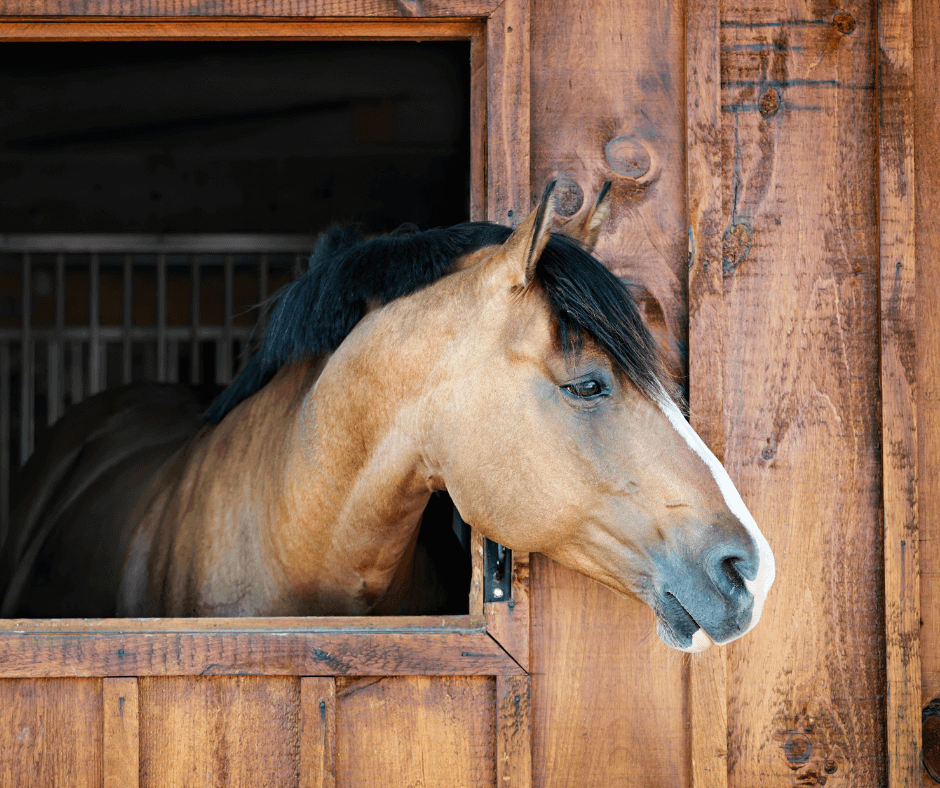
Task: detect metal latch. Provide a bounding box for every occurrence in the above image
[484,538,512,603]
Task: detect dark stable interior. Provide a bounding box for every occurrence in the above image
[0,42,472,615]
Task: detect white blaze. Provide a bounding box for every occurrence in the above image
[655,392,775,643]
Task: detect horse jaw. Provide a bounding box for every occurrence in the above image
[653,390,776,651]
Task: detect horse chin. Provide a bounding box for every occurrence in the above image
[656,619,715,653]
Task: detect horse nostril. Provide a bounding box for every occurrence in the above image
[721,556,746,591]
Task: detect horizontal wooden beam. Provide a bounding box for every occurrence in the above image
[0,616,525,677]
[0,0,501,18]
[0,17,486,39]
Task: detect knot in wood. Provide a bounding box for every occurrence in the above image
[759,88,780,118]
[784,733,813,764]
[833,13,856,34]
[605,137,652,180]
[553,175,584,217]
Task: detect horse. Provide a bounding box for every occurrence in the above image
[0,182,774,652]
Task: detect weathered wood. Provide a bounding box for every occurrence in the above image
[138,676,300,787]
[0,18,484,39]
[470,30,487,222]
[719,4,884,785]
[0,617,524,677]
[879,0,921,785]
[496,675,531,788]
[914,0,940,736]
[104,677,140,788]
[530,0,688,385]
[334,676,496,787]
[301,677,336,788]
[485,0,529,225]
[484,550,530,672]
[0,678,103,787]
[530,556,688,787]
[687,0,728,786]
[0,0,499,17]
[528,0,689,783]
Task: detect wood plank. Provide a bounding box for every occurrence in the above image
[530,0,689,386]
[878,0,921,785]
[0,613,485,632]
[484,549,530,672]
[104,677,140,788]
[0,621,523,677]
[496,675,531,788]
[687,1,729,787]
[914,0,940,731]
[0,0,500,17]
[485,0,529,225]
[301,677,336,788]
[530,557,688,788]
[0,678,103,787]
[469,30,487,221]
[719,3,885,785]
[139,676,300,787]
[0,18,486,40]
[528,0,689,783]
[335,676,496,787]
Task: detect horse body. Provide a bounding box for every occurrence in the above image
[1,183,775,652]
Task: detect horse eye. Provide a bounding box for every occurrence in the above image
[565,379,603,399]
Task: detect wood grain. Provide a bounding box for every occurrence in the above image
[0,0,500,17]
[485,0,529,226]
[484,550,530,672]
[687,0,728,786]
[879,0,921,785]
[0,618,523,677]
[139,676,300,787]
[719,3,885,785]
[334,676,496,787]
[528,0,689,783]
[530,0,688,386]
[104,677,141,788]
[300,677,336,788]
[496,675,531,788]
[470,31,487,222]
[0,678,103,787]
[914,0,940,739]
[530,556,688,788]
[0,18,484,39]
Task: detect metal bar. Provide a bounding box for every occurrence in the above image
[70,340,83,405]
[49,252,66,425]
[88,253,101,395]
[0,234,318,254]
[166,341,179,384]
[260,253,269,303]
[157,253,168,382]
[20,253,32,465]
[1,343,10,549]
[0,326,253,342]
[218,254,234,385]
[122,254,132,385]
[191,258,200,384]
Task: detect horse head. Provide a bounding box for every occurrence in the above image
[420,182,774,652]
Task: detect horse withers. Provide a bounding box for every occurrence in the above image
[0,182,774,652]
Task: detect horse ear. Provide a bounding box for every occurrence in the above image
[486,180,557,289]
[560,181,612,253]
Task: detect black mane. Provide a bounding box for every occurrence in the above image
[203,222,667,424]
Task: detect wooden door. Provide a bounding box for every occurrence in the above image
[0,7,535,787]
[2,1,938,786]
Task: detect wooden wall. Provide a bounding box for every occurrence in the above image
[915,0,940,785]
[0,0,936,785]
[530,0,929,786]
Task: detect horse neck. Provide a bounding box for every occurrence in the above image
[270,313,442,613]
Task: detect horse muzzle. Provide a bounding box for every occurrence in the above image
[651,514,768,652]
